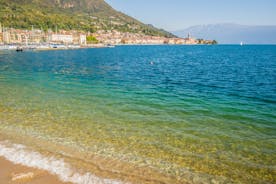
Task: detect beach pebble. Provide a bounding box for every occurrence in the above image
[211,178,220,184]
[11,172,35,182]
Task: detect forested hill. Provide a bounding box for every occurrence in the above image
[0,0,175,37]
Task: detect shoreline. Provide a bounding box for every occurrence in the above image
[0,130,185,184]
[0,130,125,184]
[0,156,69,184]
[0,43,218,51]
[0,44,108,51]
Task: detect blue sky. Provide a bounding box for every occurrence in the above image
[105,0,276,31]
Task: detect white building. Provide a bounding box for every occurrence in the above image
[79,34,87,45]
[48,34,73,44]
[2,31,10,44]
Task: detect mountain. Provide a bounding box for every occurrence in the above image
[0,0,175,37]
[173,23,276,44]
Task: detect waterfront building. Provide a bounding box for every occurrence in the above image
[0,25,206,46]
[79,34,87,45]
[0,33,2,44]
[2,29,11,44]
[184,33,198,44]
[175,38,186,44]
[48,34,73,44]
[0,24,2,44]
[9,29,26,44]
[29,29,46,44]
[71,33,87,45]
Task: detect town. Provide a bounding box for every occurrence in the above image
[0,24,216,50]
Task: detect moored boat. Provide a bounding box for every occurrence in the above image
[16,47,23,52]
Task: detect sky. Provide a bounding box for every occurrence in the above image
[105,0,276,31]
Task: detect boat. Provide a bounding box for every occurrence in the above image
[106,44,115,48]
[240,42,243,46]
[16,47,23,52]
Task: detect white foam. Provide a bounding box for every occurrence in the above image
[0,140,124,184]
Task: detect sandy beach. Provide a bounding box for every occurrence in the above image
[0,157,69,184]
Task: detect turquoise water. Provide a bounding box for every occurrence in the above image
[0,45,275,183]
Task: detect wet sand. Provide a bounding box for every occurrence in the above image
[0,131,185,184]
[0,157,70,184]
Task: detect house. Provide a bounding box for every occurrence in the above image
[184,33,198,44]
[2,30,11,44]
[0,33,3,44]
[0,23,2,43]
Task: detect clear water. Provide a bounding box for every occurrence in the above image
[0,45,275,183]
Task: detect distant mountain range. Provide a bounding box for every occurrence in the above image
[0,0,175,37]
[173,23,276,44]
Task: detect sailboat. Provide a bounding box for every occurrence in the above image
[240,42,243,46]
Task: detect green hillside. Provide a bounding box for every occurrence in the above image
[0,0,175,37]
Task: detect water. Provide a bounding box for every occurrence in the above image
[0,45,275,183]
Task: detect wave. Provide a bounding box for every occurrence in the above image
[0,140,124,184]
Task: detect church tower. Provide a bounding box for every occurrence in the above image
[188,33,191,39]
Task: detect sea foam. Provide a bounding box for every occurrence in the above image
[0,140,124,184]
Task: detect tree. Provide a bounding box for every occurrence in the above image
[86,35,98,44]
[212,40,218,45]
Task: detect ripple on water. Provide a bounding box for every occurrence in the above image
[0,45,275,183]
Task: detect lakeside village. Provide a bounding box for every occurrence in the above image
[0,24,216,50]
